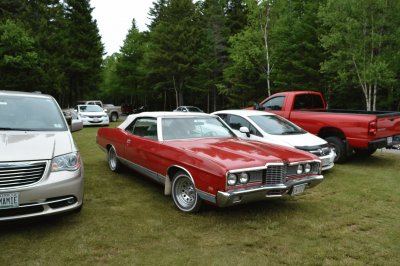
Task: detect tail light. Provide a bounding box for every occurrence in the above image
[368,120,377,136]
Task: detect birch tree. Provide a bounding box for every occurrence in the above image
[319,0,398,111]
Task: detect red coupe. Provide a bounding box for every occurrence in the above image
[97,112,324,213]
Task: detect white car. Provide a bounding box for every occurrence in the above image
[213,110,335,171]
[74,104,109,126]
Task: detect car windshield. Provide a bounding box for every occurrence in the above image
[79,105,103,112]
[249,115,306,135]
[187,106,202,112]
[162,116,235,140]
[0,95,67,131]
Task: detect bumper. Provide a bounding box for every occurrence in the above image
[82,117,109,126]
[216,175,323,207]
[369,134,400,149]
[320,151,335,171]
[0,163,84,221]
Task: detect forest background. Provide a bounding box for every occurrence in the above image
[1,0,400,112]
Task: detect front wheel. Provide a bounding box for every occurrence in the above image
[108,146,122,172]
[172,171,202,213]
[110,113,118,122]
[326,136,347,163]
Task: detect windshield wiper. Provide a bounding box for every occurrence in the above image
[0,127,41,131]
[281,131,301,135]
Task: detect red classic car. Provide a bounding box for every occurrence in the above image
[96,112,324,213]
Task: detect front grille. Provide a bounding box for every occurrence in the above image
[0,161,47,188]
[89,115,103,118]
[264,165,286,185]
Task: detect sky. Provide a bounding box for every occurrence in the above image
[91,0,153,56]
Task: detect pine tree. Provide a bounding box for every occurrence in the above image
[63,0,104,103]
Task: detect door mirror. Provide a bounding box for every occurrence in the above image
[253,103,264,110]
[239,126,250,138]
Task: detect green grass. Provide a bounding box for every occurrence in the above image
[1,123,400,265]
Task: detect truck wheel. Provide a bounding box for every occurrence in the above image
[354,148,377,157]
[110,113,118,122]
[326,136,347,163]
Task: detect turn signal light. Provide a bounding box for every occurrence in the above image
[368,121,377,136]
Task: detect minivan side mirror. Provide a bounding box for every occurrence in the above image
[239,126,250,138]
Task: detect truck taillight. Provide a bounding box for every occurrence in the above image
[368,121,377,136]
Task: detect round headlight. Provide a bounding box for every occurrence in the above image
[304,163,311,173]
[227,174,237,186]
[297,164,304,175]
[239,172,249,184]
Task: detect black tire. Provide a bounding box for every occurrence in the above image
[354,148,377,157]
[110,113,118,122]
[326,136,347,163]
[172,171,202,213]
[108,146,122,173]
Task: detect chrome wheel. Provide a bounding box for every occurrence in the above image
[172,172,202,213]
[108,146,120,172]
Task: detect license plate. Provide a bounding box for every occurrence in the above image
[387,136,393,145]
[0,192,19,209]
[291,184,306,196]
[93,118,99,122]
[322,158,330,166]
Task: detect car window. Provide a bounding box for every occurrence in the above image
[187,106,202,112]
[262,96,285,111]
[0,95,67,131]
[215,113,228,123]
[249,115,305,135]
[79,105,103,112]
[228,115,261,137]
[228,115,250,130]
[162,117,234,140]
[126,117,158,140]
[293,94,324,109]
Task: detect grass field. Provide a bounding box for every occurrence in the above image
[1,123,400,265]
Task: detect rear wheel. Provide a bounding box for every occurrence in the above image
[326,136,347,163]
[172,171,202,213]
[108,146,121,172]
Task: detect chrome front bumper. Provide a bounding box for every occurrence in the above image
[0,163,84,221]
[216,174,323,207]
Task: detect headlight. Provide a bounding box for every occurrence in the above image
[80,114,88,118]
[51,152,81,172]
[239,172,249,184]
[227,173,237,186]
[304,163,311,173]
[297,164,304,175]
[103,114,108,118]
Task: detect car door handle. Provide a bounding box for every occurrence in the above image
[127,139,131,144]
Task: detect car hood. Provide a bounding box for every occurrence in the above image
[80,111,105,116]
[265,132,327,148]
[0,131,75,162]
[164,138,317,171]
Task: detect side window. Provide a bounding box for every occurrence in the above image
[262,96,285,111]
[95,101,102,107]
[228,115,250,130]
[215,114,228,123]
[125,117,158,140]
[249,124,262,137]
[294,94,324,109]
[88,102,95,105]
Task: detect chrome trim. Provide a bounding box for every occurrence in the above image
[217,174,324,207]
[12,196,75,209]
[119,157,165,184]
[287,159,321,166]
[0,160,49,190]
[196,189,216,204]
[166,164,196,186]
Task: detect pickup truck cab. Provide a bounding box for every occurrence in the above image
[254,91,400,162]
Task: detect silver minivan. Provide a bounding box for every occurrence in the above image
[0,91,84,221]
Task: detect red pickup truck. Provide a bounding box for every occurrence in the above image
[253,91,400,162]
